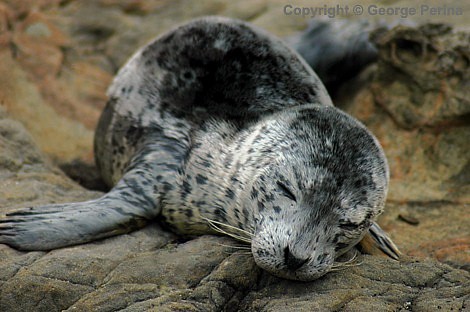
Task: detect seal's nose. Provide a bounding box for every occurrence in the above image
[284,247,309,271]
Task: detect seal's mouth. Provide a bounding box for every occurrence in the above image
[252,253,333,281]
[251,234,336,281]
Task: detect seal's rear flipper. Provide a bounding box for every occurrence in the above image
[288,19,417,95]
[287,19,379,94]
[359,222,401,260]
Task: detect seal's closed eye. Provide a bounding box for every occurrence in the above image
[339,222,359,231]
[276,181,296,202]
[335,242,350,252]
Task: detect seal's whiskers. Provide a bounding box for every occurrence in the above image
[203,217,253,244]
[217,243,251,250]
[330,250,362,271]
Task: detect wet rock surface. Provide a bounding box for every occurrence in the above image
[0,1,469,311]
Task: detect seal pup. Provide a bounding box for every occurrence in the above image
[0,16,399,281]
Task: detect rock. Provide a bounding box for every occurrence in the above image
[0,107,96,209]
[0,51,95,165]
[237,256,469,312]
[337,23,470,272]
[372,24,469,129]
[378,201,470,271]
[0,2,109,165]
[341,24,470,203]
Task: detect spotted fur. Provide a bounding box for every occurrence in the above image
[1,16,395,281]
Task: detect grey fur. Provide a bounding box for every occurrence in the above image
[0,16,394,281]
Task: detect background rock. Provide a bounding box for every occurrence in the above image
[0,0,469,311]
[337,22,469,271]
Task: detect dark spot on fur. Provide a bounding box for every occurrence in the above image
[267,192,277,201]
[194,200,206,207]
[184,71,194,80]
[163,183,174,192]
[195,174,208,185]
[225,188,235,199]
[354,178,365,188]
[242,206,249,218]
[214,208,227,222]
[251,187,259,199]
[201,160,212,168]
[181,180,192,200]
[316,253,328,263]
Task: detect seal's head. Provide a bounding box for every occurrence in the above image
[249,105,389,281]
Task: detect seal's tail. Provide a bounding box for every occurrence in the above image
[360,222,401,260]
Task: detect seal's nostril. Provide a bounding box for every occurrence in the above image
[284,246,308,271]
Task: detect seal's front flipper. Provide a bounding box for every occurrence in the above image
[0,160,164,251]
[0,197,153,251]
[359,222,401,260]
[0,136,183,251]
